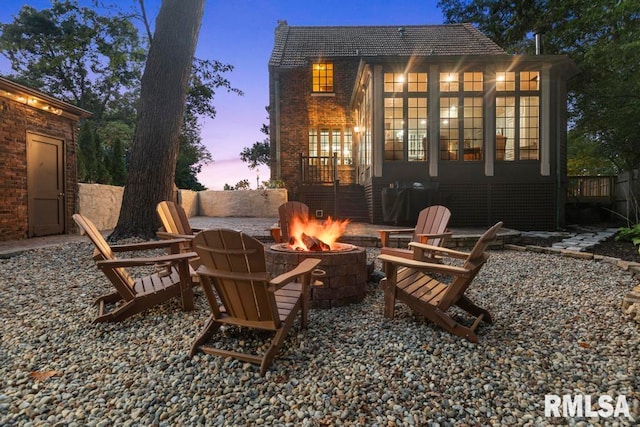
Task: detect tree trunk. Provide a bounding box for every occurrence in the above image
[110,0,205,240]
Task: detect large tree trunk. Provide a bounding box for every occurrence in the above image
[110,0,205,240]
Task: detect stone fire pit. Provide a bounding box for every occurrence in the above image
[265,243,368,309]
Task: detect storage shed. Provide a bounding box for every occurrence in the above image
[0,77,91,241]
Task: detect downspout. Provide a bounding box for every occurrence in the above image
[274,72,281,180]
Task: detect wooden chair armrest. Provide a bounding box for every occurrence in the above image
[378,254,470,277]
[416,231,453,243]
[408,242,469,259]
[109,238,190,252]
[156,231,195,241]
[378,228,415,247]
[196,265,271,282]
[269,258,322,290]
[96,251,198,268]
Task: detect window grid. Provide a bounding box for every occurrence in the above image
[384,97,404,161]
[440,72,459,92]
[342,130,353,165]
[495,70,540,161]
[408,73,428,92]
[463,97,483,161]
[520,71,540,91]
[384,72,404,93]
[312,63,333,93]
[496,96,516,161]
[463,72,483,92]
[439,97,459,160]
[408,98,427,161]
[496,71,516,91]
[519,96,539,160]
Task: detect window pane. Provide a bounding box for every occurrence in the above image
[408,72,428,92]
[496,97,515,161]
[519,96,539,160]
[384,72,404,92]
[520,71,540,91]
[343,129,353,165]
[312,63,334,92]
[463,72,483,91]
[463,97,483,161]
[408,98,427,161]
[320,129,330,164]
[439,97,459,160]
[384,97,404,161]
[332,129,341,164]
[440,72,459,92]
[496,71,515,91]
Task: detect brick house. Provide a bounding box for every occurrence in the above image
[0,77,91,241]
[268,21,578,230]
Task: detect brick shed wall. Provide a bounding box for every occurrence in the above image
[0,97,79,241]
[273,59,359,188]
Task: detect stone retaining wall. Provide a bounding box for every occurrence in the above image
[77,183,124,231]
[198,189,287,217]
[76,185,288,231]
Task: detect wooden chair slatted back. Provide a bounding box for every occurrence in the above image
[194,229,280,328]
[279,202,309,242]
[157,201,193,235]
[72,214,136,298]
[412,205,451,247]
[439,221,503,310]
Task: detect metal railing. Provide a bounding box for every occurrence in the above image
[300,153,338,184]
[567,176,615,203]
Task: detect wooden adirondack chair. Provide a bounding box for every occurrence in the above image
[73,214,198,323]
[190,228,321,376]
[378,205,452,261]
[156,200,202,244]
[270,201,310,243]
[378,221,503,343]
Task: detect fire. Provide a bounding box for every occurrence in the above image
[288,215,350,251]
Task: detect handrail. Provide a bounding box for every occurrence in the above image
[300,153,337,184]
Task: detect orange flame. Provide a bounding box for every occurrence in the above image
[288,215,350,251]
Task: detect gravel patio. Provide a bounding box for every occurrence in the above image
[0,226,638,426]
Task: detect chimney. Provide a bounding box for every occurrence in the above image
[534,32,544,55]
[398,27,406,38]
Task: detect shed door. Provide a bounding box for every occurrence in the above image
[27,133,65,236]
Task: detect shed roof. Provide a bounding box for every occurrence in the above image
[0,77,92,119]
[270,22,506,68]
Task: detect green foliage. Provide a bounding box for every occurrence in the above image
[566,131,617,176]
[110,137,127,186]
[0,0,145,116]
[93,133,111,184]
[78,122,96,182]
[615,224,640,254]
[262,179,285,189]
[240,140,270,170]
[224,179,251,191]
[1,1,242,193]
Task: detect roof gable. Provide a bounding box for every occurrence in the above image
[270,22,506,68]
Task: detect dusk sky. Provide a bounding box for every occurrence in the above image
[1,0,445,190]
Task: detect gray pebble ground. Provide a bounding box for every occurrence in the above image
[1,241,638,426]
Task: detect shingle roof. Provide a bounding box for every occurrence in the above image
[269,22,506,68]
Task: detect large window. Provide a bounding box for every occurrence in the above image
[384,72,428,162]
[308,127,353,165]
[496,71,540,161]
[312,62,333,93]
[440,72,483,161]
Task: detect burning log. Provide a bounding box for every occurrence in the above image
[301,233,330,251]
